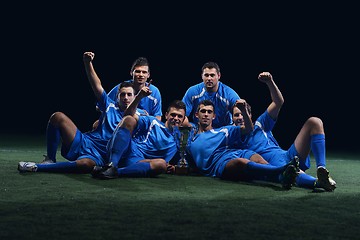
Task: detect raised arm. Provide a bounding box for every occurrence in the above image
[124,84,152,119]
[258,72,284,120]
[83,52,104,101]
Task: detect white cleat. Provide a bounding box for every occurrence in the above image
[18,162,38,173]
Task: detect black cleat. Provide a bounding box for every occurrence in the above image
[281,165,298,190]
[96,166,118,180]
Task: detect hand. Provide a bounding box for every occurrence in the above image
[83,52,95,63]
[235,99,247,110]
[166,164,175,174]
[258,72,272,83]
[138,85,152,98]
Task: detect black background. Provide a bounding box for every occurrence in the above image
[2,2,359,152]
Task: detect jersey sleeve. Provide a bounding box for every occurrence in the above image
[107,84,120,101]
[150,86,163,117]
[182,87,194,116]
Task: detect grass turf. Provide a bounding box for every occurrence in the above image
[1,135,360,240]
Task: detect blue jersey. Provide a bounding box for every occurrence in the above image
[64,91,146,166]
[120,116,178,166]
[242,111,310,170]
[182,81,240,128]
[108,80,162,117]
[188,125,255,177]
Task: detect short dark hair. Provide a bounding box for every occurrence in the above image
[131,57,150,73]
[119,81,135,90]
[166,100,186,113]
[196,99,215,112]
[117,81,135,97]
[201,62,220,74]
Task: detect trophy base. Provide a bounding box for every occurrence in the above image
[175,165,190,175]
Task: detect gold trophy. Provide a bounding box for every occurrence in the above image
[175,126,192,175]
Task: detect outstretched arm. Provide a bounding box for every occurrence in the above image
[83,52,104,101]
[258,72,284,120]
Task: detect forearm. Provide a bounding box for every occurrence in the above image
[124,93,142,116]
[84,61,103,99]
[267,80,284,106]
[241,109,254,135]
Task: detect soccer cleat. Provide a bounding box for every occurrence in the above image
[281,165,298,190]
[316,167,336,191]
[289,156,300,173]
[92,163,118,179]
[18,162,38,173]
[97,166,118,179]
[91,165,110,178]
[40,155,55,164]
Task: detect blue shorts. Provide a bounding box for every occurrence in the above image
[61,130,108,166]
[264,144,310,171]
[212,148,257,178]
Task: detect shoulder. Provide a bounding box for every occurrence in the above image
[149,84,161,92]
[218,82,239,96]
[218,82,235,91]
[187,82,204,90]
[184,82,204,94]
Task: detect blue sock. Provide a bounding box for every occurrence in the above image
[46,123,60,162]
[246,162,286,179]
[311,134,326,168]
[117,162,152,177]
[36,161,79,173]
[295,173,316,189]
[107,127,131,167]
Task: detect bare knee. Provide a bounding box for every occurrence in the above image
[119,116,137,132]
[249,153,268,164]
[222,158,250,181]
[306,117,324,134]
[149,159,167,176]
[75,159,96,173]
[49,112,67,127]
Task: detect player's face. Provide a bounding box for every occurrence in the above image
[165,107,185,127]
[232,107,245,128]
[195,104,215,126]
[117,87,135,110]
[132,66,150,85]
[202,68,220,90]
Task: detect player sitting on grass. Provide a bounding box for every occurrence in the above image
[18,52,147,174]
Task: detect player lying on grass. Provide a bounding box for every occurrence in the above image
[186,99,299,189]
[231,72,336,191]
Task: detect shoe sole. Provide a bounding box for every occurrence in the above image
[317,168,336,191]
[282,165,298,190]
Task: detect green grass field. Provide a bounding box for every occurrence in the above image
[1,135,360,240]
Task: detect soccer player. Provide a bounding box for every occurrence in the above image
[232,72,336,191]
[182,61,240,128]
[107,57,162,120]
[92,92,188,179]
[92,57,162,130]
[187,100,299,189]
[18,52,146,174]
